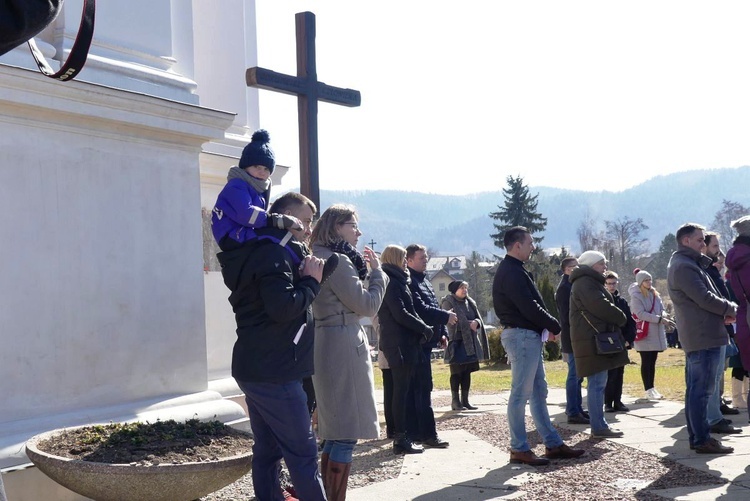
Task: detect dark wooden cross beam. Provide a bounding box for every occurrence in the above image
[246,11,361,210]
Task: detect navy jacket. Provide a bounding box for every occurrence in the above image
[612,290,637,346]
[407,267,451,349]
[218,229,319,383]
[492,255,561,335]
[378,264,431,367]
[555,274,573,353]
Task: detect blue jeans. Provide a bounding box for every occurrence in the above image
[564,352,585,416]
[236,379,326,501]
[322,439,357,463]
[587,370,609,433]
[406,347,437,441]
[707,345,727,426]
[685,347,723,447]
[501,328,563,451]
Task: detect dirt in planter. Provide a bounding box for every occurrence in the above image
[36,419,253,466]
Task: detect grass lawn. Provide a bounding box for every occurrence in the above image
[373,348,735,403]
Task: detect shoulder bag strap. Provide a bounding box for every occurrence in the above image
[580,311,601,334]
[27,0,95,81]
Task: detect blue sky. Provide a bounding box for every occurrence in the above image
[255,1,750,195]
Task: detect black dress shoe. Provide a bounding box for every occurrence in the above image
[393,436,423,454]
[581,410,590,419]
[422,437,449,448]
[613,403,630,412]
[710,422,742,434]
[604,405,615,413]
[544,443,585,459]
[567,413,590,424]
[694,437,734,454]
[721,403,741,415]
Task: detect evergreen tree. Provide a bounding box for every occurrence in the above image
[650,233,676,280]
[464,251,493,316]
[489,175,548,250]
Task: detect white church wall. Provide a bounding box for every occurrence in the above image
[0,65,239,469]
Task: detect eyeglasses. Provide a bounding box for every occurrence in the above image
[605,281,618,286]
[340,222,359,231]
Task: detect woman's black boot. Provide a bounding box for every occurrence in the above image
[451,391,465,411]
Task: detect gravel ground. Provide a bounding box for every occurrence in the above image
[203,394,725,500]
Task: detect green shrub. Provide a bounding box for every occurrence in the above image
[486,327,561,363]
[544,339,561,361]
[486,327,506,364]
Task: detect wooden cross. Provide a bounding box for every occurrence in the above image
[246,11,361,210]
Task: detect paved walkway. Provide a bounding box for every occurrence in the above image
[350,388,750,500]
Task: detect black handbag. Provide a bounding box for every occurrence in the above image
[582,311,626,355]
[0,0,95,81]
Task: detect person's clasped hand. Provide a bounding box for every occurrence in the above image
[299,255,324,283]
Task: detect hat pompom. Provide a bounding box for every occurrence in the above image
[251,129,271,144]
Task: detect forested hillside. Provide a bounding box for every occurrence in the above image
[318,166,750,256]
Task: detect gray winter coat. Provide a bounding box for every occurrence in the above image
[667,246,736,353]
[441,293,490,361]
[311,244,388,440]
[628,282,668,352]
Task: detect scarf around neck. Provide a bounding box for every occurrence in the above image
[329,240,367,280]
[228,166,271,195]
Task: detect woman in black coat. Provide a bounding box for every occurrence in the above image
[377,244,432,455]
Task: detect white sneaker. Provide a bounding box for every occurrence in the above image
[646,388,663,400]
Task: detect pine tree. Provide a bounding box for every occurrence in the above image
[489,175,547,250]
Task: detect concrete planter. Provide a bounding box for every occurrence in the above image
[25,426,252,501]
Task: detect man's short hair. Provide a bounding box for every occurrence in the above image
[269,192,317,217]
[704,231,719,245]
[675,223,706,245]
[504,226,530,250]
[605,271,620,281]
[406,244,426,260]
[560,256,577,270]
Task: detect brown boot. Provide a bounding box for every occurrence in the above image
[509,449,550,466]
[320,452,330,490]
[325,459,351,501]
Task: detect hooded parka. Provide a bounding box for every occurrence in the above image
[569,266,629,378]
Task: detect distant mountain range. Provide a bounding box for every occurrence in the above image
[318,166,750,257]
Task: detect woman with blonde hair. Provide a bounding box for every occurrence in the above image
[377,244,433,455]
[310,204,387,501]
[629,269,673,400]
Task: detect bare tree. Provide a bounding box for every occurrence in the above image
[605,217,649,273]
[712,199,750,251]
[576,211,597,253]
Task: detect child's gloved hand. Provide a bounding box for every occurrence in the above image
[268,214,303,231]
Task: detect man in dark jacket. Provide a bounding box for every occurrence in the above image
[492,226,584,466]
[405,244,457,448]
[555,256,589,424]
[668,223,737,455]
[604,271,636,412]
[218,194,327,501]
[703,232,742,430]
